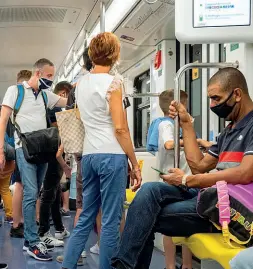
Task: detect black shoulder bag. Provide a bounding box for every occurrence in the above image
[14,85,59,164]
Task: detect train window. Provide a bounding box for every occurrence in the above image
[133,70,151,150]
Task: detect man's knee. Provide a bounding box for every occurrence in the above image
[138,182,160,194]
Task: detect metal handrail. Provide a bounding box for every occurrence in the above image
[173,61,239,168]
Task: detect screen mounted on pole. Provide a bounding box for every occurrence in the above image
[193,0,251,28]
[175,0,253,43]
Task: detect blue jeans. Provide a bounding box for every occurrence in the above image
[62,154,128,269]
[230,247,253,269]
[112,182,216,269]
[15,148,48,246]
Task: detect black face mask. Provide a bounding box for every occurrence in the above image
[210,91,237,118]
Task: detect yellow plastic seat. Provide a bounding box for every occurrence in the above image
[173,234,245,269]
[126,188,136,204]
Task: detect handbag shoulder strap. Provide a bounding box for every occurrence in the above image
[217,181,253,247]
[216,181,231,227]
[216,181,232,244]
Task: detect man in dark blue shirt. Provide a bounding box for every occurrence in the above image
[112,68,253,269]
[38,81,73,246]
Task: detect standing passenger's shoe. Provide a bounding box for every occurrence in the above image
[55,228,70,240]
[56,255,84,266]
[27,242,53,261]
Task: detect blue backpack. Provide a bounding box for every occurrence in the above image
[13,84,48,127]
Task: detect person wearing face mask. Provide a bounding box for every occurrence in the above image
[111,67,253,269]
[0,58,67,262]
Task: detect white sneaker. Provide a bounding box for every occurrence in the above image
[9,183,15,195]
[40,231,64,247]
[90,243,99,255]
[55,228,70,240]
[81,250,87,258]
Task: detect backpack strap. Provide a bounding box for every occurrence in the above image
[13,84,25,134]
[41,91,51,128]
[14,84,25,125]
[41,91,48,109]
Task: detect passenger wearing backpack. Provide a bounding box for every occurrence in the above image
[0,58,67,261]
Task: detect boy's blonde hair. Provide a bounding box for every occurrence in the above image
[159,89,188,114]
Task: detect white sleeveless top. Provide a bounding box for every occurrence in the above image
[76,73,125,155]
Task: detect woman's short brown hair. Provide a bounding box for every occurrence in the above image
[89,32,120,66]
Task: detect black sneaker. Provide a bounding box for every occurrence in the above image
[61,209,71,218]
[27,242,52,261]
[0,263,8,269]
[4,217,13,224]
[10,223,24,238]
[23,240,29,251]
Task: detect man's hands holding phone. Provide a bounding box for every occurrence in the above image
[152,167,185,187]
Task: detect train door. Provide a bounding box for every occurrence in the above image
[185,44,226,143]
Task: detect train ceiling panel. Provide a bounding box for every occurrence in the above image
[116,0,175,46]
[0,0,112,101]
[0,7,67,23]
[0,6,82,28]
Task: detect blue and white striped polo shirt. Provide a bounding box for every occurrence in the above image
[208,110,253,170]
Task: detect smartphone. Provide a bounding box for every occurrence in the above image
[151,167,166,175]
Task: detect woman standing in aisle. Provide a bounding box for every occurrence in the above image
[62,32,141,269]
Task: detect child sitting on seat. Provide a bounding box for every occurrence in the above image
[147,89,212,269]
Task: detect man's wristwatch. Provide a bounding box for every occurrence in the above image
[180,174,189,191]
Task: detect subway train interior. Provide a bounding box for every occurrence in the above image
[0,0,252,269]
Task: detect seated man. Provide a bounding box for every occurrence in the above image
[111,67,253,269]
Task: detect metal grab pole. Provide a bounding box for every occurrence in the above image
[100,1,105,33]
[174,61,239,169]
[126,93,160,98]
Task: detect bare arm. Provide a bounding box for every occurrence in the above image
[56,144,66,168]
[0,106,13,170]
[181,121,218,173]
[197,139,213,149]
[169,101,218,174]
[110,89,137,166]
[56,144,71,178]
[109,88,141,191]
[187,155,253,188]
[55,97,67,108]
[165,139,184,150]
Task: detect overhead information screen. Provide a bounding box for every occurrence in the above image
[193,0,251,28]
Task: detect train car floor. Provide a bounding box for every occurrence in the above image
[0,210,166,269]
